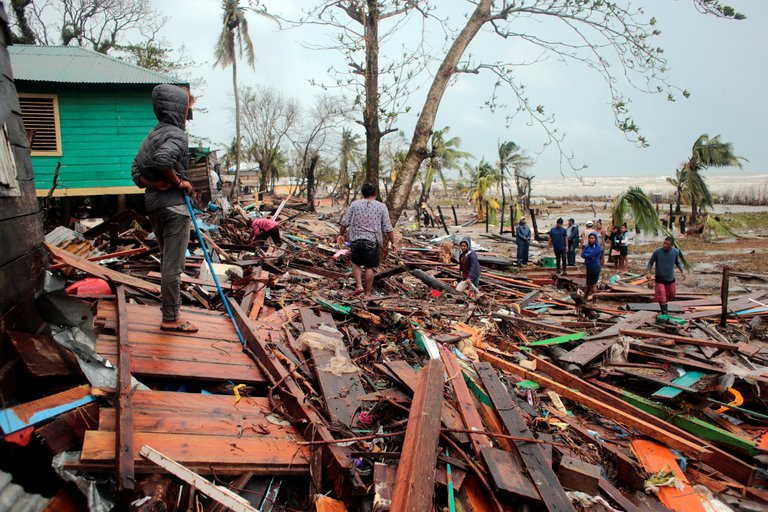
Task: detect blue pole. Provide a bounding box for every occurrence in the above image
[183,194,246,345]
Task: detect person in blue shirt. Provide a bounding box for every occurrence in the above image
[581,232,603,300]
[566,218,579,267]
[548,217,568,274]
[515,218,532,266]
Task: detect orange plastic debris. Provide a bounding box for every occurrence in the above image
[630,439,706,512]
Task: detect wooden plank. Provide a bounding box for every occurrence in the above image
[652,371,706,400]
[390,359,443,512]
[559,311,655,365]
[620,329,736,350]
[116,286,134,491]
[249,269,267,320]
[475,362,575,512]
[299,307,365,427]
[0,384,93,435]
[50,246,148,270]
[476,351,709,458]
[45,243,160,293]
[382,359,469,444]
[96,335,256,367]
[630,439,706,512]
[36,402,99,455]
[82,431,310,467]
[439,345,492,455]
[7,330,76,377]
[146,271,235,290]
[480,446,540,501]
[98,352,265,383]
[139,445,259,512]
[229,299,360,494]
[598,479,641,512]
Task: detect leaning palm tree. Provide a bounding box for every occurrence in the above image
[612,186,690,268]
[417,127,472,206]
[214,0,255,202]
[611,187,661,233]
[681,134,745,224]
[497,140,533,229]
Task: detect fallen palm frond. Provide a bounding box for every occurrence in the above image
[611,187,661,234]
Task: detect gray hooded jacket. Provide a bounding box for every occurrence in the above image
[131,84,190,212]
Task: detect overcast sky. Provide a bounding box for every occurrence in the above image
[159,0,765,179]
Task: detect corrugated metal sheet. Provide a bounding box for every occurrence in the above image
[9,45,188,86]
[0,471,49,512]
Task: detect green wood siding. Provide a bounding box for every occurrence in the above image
[20,84,156,193]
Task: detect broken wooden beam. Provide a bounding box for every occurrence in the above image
[390,359,444,512]
[619,329,735,350]
[0,384,93,435]
[116,285,134,491]
[476,351,709,458]
[475,362,575,512]
[139,445,259,512]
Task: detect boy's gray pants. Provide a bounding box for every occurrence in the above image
[148,207,191,322]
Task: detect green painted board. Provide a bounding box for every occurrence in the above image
[527,331,586,347]
[652,370,706,399]
[619,390,757,455]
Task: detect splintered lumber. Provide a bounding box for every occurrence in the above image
[50,246,148,270]
[476,351,709,458]
[409,268,462,296]
[559,310,655,365]
[439,346,492,455]
[479,446,540,501]
[0,384,93,435]
[45,242,161,294]
[248,269,268,320]
[229,299,361,494]
[299,308,365,427]
[515,349,757,486]
[116,286,134,491]
[630,439,706,512]
[139,445,259,512]
[619,329,736,350]
[390,359,444,512]
[475,362,575,512]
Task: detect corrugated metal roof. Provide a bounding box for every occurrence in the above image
[8,45,189,86]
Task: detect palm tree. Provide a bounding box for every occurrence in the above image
[611,187,661,233]
[214,0,255,202]
[417,127,472,206]
[666,168,686,214]
[337,129,363,205]
[681,134,745,224]
[468,160,500,222]
[497,141,533,229]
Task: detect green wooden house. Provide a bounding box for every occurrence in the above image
[8,45,189,197]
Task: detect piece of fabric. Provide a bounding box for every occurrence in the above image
[549,226,567,251]
[149,207,191,322]
[582,243,604,270]
[654,281,677,304]
[647,247,684,283]
[350,239,380,268]
[132,84,190,212]
[251,218,279,236]
[554,248,567,273]
[341,199,393,244]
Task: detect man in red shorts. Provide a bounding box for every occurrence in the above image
[646,236,686,315]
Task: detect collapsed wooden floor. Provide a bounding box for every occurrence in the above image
[68,298,308,477]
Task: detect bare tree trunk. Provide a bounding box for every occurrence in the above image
[691,198,698,225]
[386,1,490,224]
[306,153,318,211]
[363,0,382,193]
[499,175,506,235]
[230,57,241,202]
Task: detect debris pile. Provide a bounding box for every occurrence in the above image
[2,197,767,512]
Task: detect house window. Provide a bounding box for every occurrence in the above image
[18,94,62,156]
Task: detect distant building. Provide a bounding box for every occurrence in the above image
[8,44,189,198]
